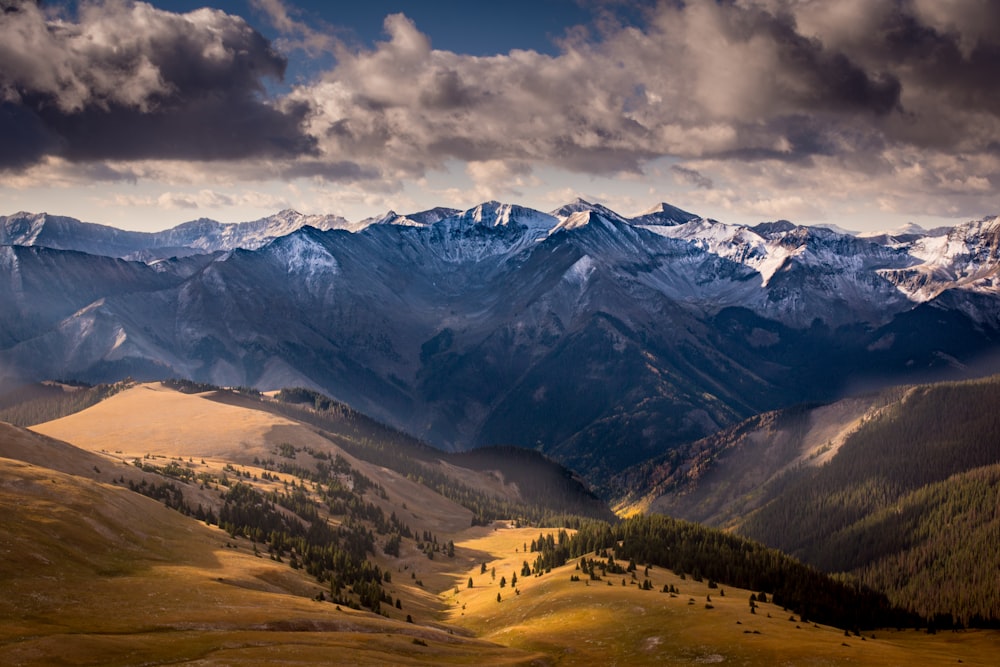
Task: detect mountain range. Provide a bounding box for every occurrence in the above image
[2,200,999,484]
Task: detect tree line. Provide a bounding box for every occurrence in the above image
[529,515,918,631]
[739,376,1000,627]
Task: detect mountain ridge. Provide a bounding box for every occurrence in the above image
[610,374,1000,625]
[2,201,1000,484]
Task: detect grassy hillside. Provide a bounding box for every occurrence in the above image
[259,385,615,523]
[614,375,1000,627]
[3,382,999,664]
[448,527,999,667]
[0,457,540,666]
[737,377,1000,626]
[6,457,995,666]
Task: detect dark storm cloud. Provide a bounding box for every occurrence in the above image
[706,2,902,116]
[786,0,1000,147]
[0,101,60,168]
[0,0,315,169]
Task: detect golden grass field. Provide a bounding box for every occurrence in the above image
[0,456,542,666]
[0,383,996,665]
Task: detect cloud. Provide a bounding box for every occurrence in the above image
[680,147,1000,223]
[671,165,713,190]
[464,160,538,199]
[285,2,918,188]
[4,0,999,223]
[250,0,338,56]
[0,0,315,169]
[109,188,292,211]
[289,1,999,220]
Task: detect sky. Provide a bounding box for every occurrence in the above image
[1,0,999,233]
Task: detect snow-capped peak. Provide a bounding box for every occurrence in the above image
[404,207,461,225]
[157,210,351,252]
[630,202,699,226]
[550,209,620,234]
[549,198,630,225]
[358,210,404,227]
[446,201,558,233]
[356,207,462,229]
[0,211,48,245]
[265,229,339,299]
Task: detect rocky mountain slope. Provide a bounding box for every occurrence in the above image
[0,209,352,260]
[2,201,999,482]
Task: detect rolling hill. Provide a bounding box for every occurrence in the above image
[2,383,998,664]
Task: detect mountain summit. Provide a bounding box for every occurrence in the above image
[631,202,700,226]
[0,209,351,260]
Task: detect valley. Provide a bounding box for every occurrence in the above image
[2,381,999,665]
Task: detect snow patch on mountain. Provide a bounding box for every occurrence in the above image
[357,207,463,230]
[641,219,793,286]
[551,210,621,235]
[449,201,558,234]
[360,210,424,228]
[158,209,350,252]
[395,202,563,264]
[564,254,596,285]
[110,326,128,353]
[0,246,23,301]
[271,232,339,281]
[0,212,46,245]
[880,216,1000,301]
[407,207,462,225]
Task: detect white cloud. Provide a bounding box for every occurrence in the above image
[106,188,291,212]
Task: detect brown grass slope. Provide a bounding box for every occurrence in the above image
[444,526,1000,666]
[29,381,604,529]
[3,453,997,666]
[0,456,541,666]
[29,382,481,536]
[5,380,999,664]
